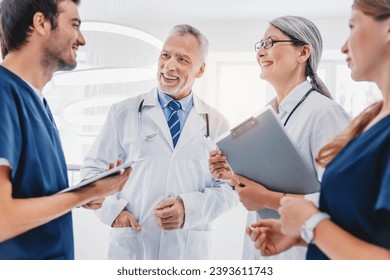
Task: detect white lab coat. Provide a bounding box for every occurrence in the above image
[242,81,350,259]
[81,88,237,259]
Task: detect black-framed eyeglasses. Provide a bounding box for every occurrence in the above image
[255,38,301,51]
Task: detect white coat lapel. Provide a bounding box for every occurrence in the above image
[142,89,172,147]
[174,95,208,153]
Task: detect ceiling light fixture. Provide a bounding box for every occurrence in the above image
[81,22,163,50]
[53,67,156,86]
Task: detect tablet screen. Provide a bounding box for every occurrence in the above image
[58,159,144,194]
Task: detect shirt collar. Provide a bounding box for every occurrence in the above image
[278,80,312,116]
[157,87,193,111]
[23,80,44,104]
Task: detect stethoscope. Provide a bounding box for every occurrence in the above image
[283,88,314,127]
[138,99,210,141]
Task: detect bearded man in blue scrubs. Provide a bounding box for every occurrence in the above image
[0,0,130,260]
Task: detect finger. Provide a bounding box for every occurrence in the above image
[116,158,123,167]
[246,226,253,236]
[108,162,115,170]
[155,199,175,211]
[128,215,142,231]
[85,203,102,210]
[155,207,174,219]
[251,218,275,228]
[160,225,180,231]
[211,167,229,178]
[209,150,223,157]
[250,227,261,242]
[233,174,253,186]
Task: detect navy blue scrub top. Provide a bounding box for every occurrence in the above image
[0,66,73,259]
[307,114,390,259]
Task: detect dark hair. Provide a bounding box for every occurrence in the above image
[316,0,389,167]
[0,0,80,58]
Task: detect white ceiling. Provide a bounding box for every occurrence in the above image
[79,0,353,25]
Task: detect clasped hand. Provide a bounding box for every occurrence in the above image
[247,196,319,256]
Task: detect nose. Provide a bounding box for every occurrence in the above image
[77,29,86,46]
[341,39,348,54]
[256,47,265,63]
[165,58,176,71]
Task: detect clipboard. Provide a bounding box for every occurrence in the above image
[215,106,320,218]
[58,159,144,194]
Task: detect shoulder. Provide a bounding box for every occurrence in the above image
[307,92,350,122]
[110,93,146,116]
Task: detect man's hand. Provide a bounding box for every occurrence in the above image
[82,198,105,209]
[80,158,130,209]
[154,199,185,230]
[111,210,142,231]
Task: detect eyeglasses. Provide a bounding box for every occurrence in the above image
[255,38,299,51]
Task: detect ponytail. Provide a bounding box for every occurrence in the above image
[306,64,332,99]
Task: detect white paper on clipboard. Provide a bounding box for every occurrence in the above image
[58,158,144,194]
[215,106,320,219]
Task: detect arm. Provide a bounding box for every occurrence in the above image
[279,197,390,260]
[0,165,130,242]
[81,105,130,226]
[232,174,302,211]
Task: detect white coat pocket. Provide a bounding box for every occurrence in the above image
[184,229,211,259]
[108,227,145,260]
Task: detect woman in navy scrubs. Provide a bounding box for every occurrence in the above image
[250,0,390,259]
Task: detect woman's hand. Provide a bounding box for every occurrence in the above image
[278,196,319,236]
[208,150,234,180]
[247,219,302,256]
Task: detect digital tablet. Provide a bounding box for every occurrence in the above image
[59,160,140,194]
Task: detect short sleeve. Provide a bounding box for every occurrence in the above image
[0,90,22,170]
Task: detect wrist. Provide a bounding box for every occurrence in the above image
[300,212,330,244]
[266,190,284,210]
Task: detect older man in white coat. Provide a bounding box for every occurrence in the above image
[81,24,237,259]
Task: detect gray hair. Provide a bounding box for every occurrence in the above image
[169,24,209,62]
[270,16,332,98]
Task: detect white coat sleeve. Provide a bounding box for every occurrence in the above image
[80,105,129,226]
[179,183,238,229]
[178,116,239,229]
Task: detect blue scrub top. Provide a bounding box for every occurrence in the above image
[307,114,390,259]
[0,66,74,259]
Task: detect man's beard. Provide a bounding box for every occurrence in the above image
[42,35,77,72]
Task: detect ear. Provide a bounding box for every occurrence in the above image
[195,63,206,78]
[32,12,50,36]
[297,45,311,63]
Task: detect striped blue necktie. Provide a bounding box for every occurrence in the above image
[167,100,181,147]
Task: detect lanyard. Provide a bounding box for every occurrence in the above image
[283,88,314,127]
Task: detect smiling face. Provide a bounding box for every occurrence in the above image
[256,25,305,87]
[157,33,205,100]
[341,8,390,83]
[42,0,85,71]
